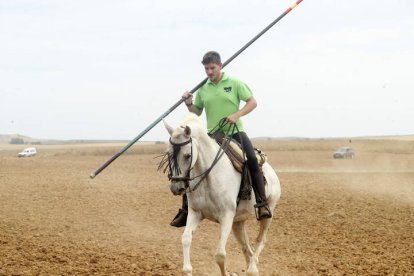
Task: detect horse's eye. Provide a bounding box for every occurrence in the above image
[184,154,191,160]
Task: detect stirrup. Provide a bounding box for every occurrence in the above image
[254,202,272,220]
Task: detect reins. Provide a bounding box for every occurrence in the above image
[164,118,244,192]
[186,137,229,192]
[209,118,246,161]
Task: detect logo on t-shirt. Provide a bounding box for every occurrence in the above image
[224,86,232,93]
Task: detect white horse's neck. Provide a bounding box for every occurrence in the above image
[188,128,241,217]
[175,114,241,211]
[191,130,230,177]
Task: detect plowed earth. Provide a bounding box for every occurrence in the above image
[0,140,413,275]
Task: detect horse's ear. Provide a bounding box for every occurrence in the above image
[184,125,191,137]
[163,119,174,135]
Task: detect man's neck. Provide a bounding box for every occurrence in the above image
[211,72,223,84]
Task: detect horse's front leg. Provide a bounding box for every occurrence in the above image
[215,211,235,276]
[182,209,202,276]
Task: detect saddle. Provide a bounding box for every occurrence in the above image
[210,132,267,201]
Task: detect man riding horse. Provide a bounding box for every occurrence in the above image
[170,51,272,227]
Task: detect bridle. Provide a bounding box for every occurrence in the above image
[158,118,241,192]
[168,137,193,184]
[167,135,230,192]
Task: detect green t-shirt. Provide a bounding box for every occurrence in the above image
[194,72,252,134]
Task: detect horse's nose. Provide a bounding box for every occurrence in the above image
[170,183,186,195]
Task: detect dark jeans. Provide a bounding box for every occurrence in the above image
[231,132,261,176]
[231,132,270,214]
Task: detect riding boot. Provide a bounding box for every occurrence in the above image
[170,193,188,227]
[250,167,272,220]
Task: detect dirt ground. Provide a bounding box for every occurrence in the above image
[0,139,413,275]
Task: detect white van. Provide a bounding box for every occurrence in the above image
[17,147,37,157]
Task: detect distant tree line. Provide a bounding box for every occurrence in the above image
[9,138,42,145]
[9,138,24,144]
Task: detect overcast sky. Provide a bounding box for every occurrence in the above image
[1,0,413,141]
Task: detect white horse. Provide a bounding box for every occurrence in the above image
[162,113,281,276]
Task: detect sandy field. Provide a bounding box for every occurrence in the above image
[0,138,413,275]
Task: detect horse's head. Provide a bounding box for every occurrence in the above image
[162,119,199,195]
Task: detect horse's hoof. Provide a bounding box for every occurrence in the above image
[246,262,259,276]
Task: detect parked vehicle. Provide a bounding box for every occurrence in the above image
[17,147,37,157]
[333,147,354,159]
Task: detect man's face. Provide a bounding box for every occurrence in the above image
[204,62,222,83]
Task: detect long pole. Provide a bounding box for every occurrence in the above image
[90,0,303,179]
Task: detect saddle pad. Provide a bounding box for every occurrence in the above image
[212,132,267,173]
[227,139,267,173]
[210,132,268,202]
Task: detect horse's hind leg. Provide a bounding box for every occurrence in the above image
[241,219,272,276]
[232,221,255,269]
[215,213,234,276]
[182,210,202,276]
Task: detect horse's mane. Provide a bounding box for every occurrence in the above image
[158,113,212,173]
[179,113,210,142]
[181,112,203,126]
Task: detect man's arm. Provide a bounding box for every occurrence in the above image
[182,91,203,116]
[186,102,203,116]
[226,96,257,123]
